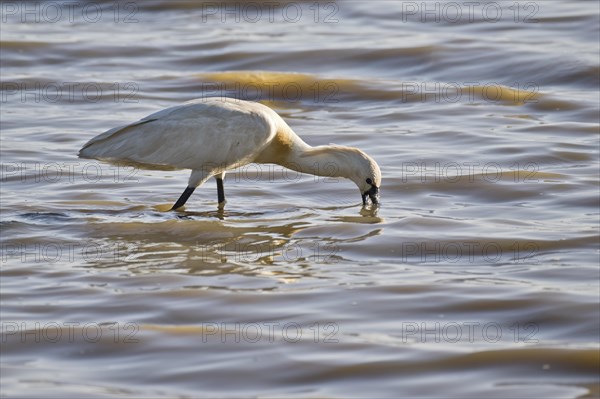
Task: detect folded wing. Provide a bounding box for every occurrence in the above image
[79,100,276,172]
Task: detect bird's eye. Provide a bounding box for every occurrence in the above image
[366,178,373,185]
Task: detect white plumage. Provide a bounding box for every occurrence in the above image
[80,97,381,210]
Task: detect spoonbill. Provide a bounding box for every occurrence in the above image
[79,97,381,210]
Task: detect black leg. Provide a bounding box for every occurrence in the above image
[216,177,225,204]
[171,186,196,210]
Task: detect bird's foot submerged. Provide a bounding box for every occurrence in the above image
[171,186,196,211]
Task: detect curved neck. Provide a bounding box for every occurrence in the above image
[284,143,355,180]
[254,124,356,180]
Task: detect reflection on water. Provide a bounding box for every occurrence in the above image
[1,0,599,398]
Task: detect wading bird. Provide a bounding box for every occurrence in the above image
[79,97,381,210]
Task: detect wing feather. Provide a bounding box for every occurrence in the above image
[79,99,276,172]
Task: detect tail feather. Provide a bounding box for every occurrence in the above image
[79,119,157,159]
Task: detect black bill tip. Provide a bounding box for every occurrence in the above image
[362,185,380,206]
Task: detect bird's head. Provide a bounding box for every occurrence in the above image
[345,149,381,206]
[302,144,381,206]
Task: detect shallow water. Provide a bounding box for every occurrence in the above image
[1,1,599,398]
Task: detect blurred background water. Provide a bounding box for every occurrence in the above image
[1,1,599,397]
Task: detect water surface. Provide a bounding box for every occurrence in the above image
[1,1,599,397]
